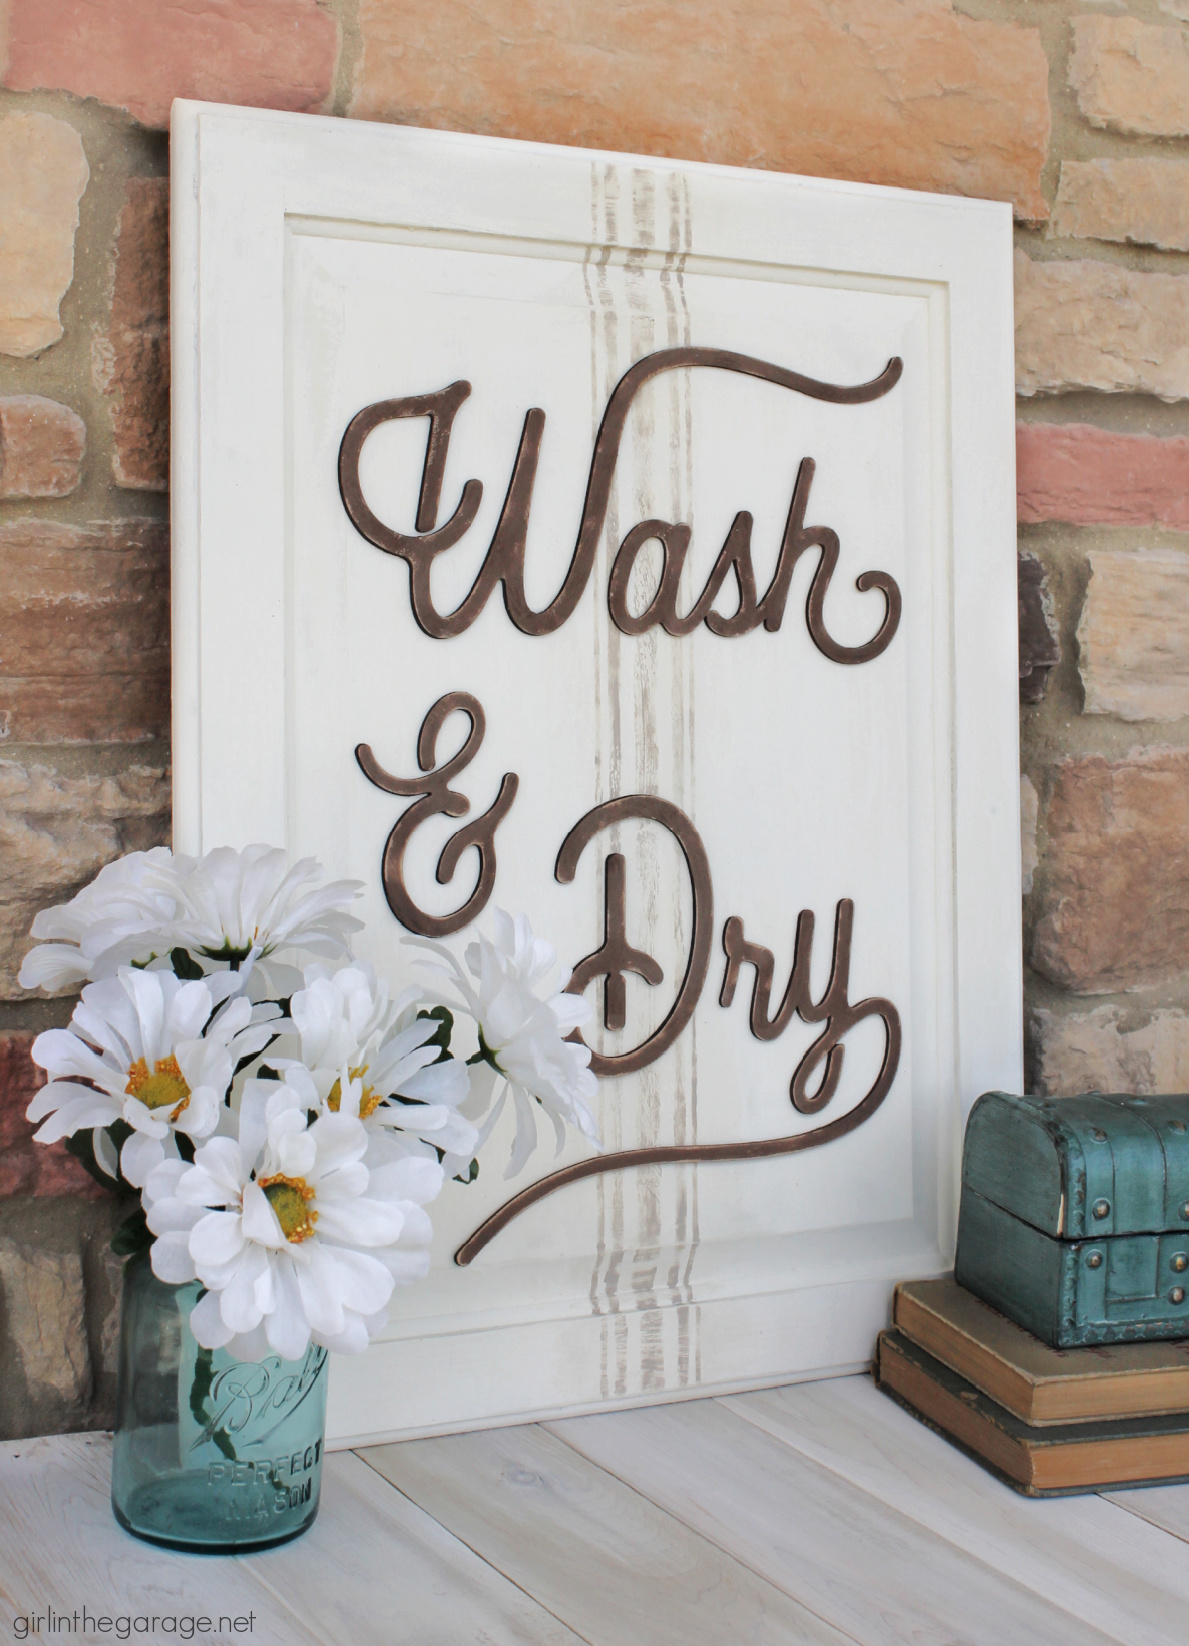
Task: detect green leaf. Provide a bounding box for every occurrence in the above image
[110,1203,153,1268]
[210,1426,237,1462]
[453,1158,480,1185]
[417,1006,455,1064]
[170,946,206,981]
[64,1121,135,1194]
[466,1026,502,1073]
[189,1331,238,1461]
[190,1343,216,1426]
[231,1034,279,1084]
[199,938,254,969]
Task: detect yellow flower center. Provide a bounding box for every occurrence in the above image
[326,1065,384,1120]
[125,1055,191,1122]
[258,1173,318,1244]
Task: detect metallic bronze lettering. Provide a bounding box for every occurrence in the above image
[607,520,691,636]
[338,382,483,564]
[455,892,901,1266]
[608,512,762,638]
[555,795,712,1077]
[454,1077,891,1266]
[566,852,664,1032]
[755,457,902,664]
[356,692,518,938]
[721,898,902,1115]
[339,348,902,656]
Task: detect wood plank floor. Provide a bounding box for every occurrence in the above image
[4,1372,1189,1645]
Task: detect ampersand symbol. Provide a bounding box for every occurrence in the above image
[356,692,519,937]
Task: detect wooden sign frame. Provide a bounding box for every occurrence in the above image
[171,101,1021,1445]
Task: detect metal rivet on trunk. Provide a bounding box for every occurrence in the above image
[1171,1120,1187,1133]
[1092,1128,1108,1142]
[1092,1199,1111,1220]
[1086,1251,1103,1269]
[1173,1254,1188,1273]
[1173,1287,1186,1305]
[1181,1202,1189,1221]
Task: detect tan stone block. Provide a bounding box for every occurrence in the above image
[1021,774,1039,897]
[0,1033,105,1198]
[1069,15,1189,138]
[1077,547,1189,723]
[0,760,170,997]
[0,111,89,358]
[3,0,340,131]
[351,0,1051,223]
[1032,747,1189,994]
[1015,250,1189,400]
[1032,1004,1189,1097]
[0,395,85,498]
[98,177,168,492]
[98,1245,124,1379]
[0,1237,90,1406]
[0,520,170,743]
[1052,159,1189,253]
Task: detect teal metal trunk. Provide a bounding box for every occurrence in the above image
[955,1092,1189,1348]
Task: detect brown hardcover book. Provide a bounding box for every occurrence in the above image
[877,1329,1189,1495]
[894,1275,1189,1425]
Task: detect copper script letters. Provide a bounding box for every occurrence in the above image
[339,347,903,661]
[555,795,714,1077]
[456,889,903,1264]
[356,692,518,937]
[720,900,902,1115]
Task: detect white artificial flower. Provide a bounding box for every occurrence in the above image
[28,968,279,1186]
[154,845,363,968]
[412,909,601,1179]
[18,848,182,993]
[284,963,477,1175]
[145,1082,442,1359]
[19,845,363,998]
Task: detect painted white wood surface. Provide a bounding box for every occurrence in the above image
[723,1377,1189,1646]
[1104,1480,1189,1544]
[236,1448,584,1645]
[361,1422,854,1646]
[546,1401,1127,1645]
[172,101,1021,1441]
[0,1437,581,1646]
[7,1376,1189,1646]
[0,1434,318,1646]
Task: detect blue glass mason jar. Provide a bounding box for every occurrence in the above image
[111,1256,327,1552]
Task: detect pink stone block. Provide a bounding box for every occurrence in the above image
[0,1034,104,1199]
[1017,422,1189,533]
[3,0,340,130]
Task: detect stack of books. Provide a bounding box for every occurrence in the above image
[877,1276,1189,1495]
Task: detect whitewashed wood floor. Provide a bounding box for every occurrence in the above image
[5,1373,1189,1645]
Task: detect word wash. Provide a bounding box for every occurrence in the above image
[338,346,903,660]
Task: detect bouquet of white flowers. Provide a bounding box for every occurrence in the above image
[21,845,601,1365]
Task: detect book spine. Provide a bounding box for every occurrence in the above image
[876,1332,1032,1487]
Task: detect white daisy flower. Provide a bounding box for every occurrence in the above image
[411,909,601,1179]
[145,1083,442,1359]
[153,845,363,970]
[18,847,182,993]
[284,963,477,1175]
[28,968,279,1186]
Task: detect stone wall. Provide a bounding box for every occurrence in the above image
[0,0,1185,1437]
